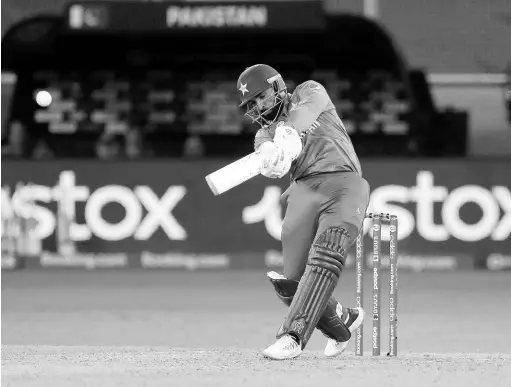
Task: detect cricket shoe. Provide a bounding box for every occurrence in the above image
[262,334,302,360]
[324,306,365,357]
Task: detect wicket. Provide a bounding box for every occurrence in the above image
[355,212,399,357]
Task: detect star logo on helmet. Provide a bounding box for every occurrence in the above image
[239,83,249,95]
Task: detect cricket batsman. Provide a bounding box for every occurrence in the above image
[237,64,370,360]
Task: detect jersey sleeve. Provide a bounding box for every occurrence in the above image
[254,127,273,151]
[284,80,331,133]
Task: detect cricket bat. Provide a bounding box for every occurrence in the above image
[205,152,263,196]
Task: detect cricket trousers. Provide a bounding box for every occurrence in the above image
[280,171,370,281]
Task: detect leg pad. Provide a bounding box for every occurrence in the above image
[275,227,350,348]
[267,271,351,342]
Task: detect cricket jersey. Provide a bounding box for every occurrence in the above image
[254,80,362,181]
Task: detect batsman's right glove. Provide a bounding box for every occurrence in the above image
[257,141,292,179]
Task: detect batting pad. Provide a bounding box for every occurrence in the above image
[277,228,349,348]
[318,297,351,342]
[268,271,351,342]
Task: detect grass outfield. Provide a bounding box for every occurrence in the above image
[2,271,511,386]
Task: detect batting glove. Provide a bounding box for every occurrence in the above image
[273,124,303,161]
[257,141,292,179]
